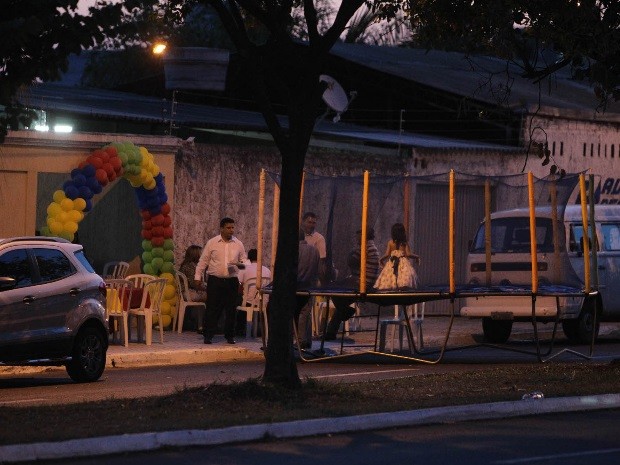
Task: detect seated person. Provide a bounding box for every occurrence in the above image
[324,227,380,340]
[179,245,208,333]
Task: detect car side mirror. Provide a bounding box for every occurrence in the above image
[0,276,17,291]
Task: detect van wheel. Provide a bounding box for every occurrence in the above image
[482,318,512,343]
[66,327,107,383]
[562,304,600,344]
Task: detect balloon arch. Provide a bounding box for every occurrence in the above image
[40,141,177,328]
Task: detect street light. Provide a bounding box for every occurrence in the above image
[152,41,167,55]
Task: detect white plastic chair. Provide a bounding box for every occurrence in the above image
[174,270,206,333]
[105,279,134,347]
[125,273,155,288]
[127,278,166,345]
[236,277,270,338]
[102,261,130,279]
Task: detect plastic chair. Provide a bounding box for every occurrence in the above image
[174,270,206,333]
[236,277,270,338]
[102,261,130,279]
[378,304,423,353]
[125,273,155,288]
[105,279,134,347]
[128,278,166,345]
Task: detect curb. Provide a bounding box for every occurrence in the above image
[1,393,619,463]
[106,346,264,369]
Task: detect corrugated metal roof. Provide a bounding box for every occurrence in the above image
[18,83,520,152]
[331,43,620,115]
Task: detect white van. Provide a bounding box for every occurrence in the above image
[461,205,620,343]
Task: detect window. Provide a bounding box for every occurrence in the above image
[0,249,33,287]
[470,217,558,253]
[560,141,564,156]
[601,224,620,251]
[33,248,75,282]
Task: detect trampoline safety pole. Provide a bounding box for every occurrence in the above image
[298,170,306,227]
[271,180,280,273]
[256,169,265,288]
[449,170,455,295]
[527,172,538,294]
[360,170,370,294]
[579,174,591,293]
[550,179,560,283]
[484,178,492,286]
[589,174,599,289]
[404,174,410,234]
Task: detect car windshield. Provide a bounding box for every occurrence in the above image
[470,217,561,253]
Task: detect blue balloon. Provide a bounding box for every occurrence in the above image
[78,185,93,199]
[64,185,80,200]
[82,164,96,177]
[158,193,168,204]
[84,199,93,212]
[72,174,87,186]
[71,168,82,178]
[92,182,102,195]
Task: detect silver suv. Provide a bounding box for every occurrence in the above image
[0,237,108,382]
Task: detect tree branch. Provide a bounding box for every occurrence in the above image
[319,0,366,51]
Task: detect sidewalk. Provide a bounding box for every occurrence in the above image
[2,317,619,374]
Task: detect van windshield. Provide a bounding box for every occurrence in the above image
[470,217,560,253]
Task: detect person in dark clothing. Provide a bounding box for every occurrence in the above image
[296,229,320,349]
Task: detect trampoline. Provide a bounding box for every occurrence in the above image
[256,170,601,364]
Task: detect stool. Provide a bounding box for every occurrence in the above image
[378,305,414,353]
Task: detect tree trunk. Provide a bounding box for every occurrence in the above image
[262,146,306,388]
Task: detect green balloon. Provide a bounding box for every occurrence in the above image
[161,262,174,273]
[163,239,174,250]
[142,252,153,263]
[163,250,174,262]
[152,257,164,271]
[143,263,155,275]
[152,247,164,258]
[142,240,153,251]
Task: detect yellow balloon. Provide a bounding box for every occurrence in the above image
[60,198,74,212]
[73,198,86,211]
[68,210,81,222]
[64,221,78,234]
[53,190,66,203]
[159,272,175,284]
[47,203,62,217]
[50,220,64,235]
[160,301,171,315]
[163,284,176,300]
[56,211,69,223]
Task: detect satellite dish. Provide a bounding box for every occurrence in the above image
[319,74,356,122]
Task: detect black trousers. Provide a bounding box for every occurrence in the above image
[205,275,239,339]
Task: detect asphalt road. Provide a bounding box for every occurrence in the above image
[35,409,620,465]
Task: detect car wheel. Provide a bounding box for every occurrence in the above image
[66,327,107,383]
[562,303,600,344]
[482,317,512,343]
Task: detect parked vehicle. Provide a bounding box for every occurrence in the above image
[461,205,620,344]
[0,237,108,382]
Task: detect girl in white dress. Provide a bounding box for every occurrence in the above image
[374,223,420,290]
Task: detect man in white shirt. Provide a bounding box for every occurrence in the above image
[195,217,247,344]
[301,211,326,282]
[237,248,271,288]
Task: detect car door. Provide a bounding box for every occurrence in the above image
[0,246,39,360]
[598,222,620,317]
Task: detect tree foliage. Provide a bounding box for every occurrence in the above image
[404,0,620,108]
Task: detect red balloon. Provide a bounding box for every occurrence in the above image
[143,220,152,230]
[151,236,164,247]
[105,146,118,158]
[160,203,171,215]
[95,168,108,185]
[103,162,115,177]
[96,149,110,163]
[109,156,122,172]
[162,216,172,227]
[163,226,173,239]
[151,214,164,226]
[87,156,103,169]
[141,229,153,240]
[152,226,164,237]
[141,210,151,220]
